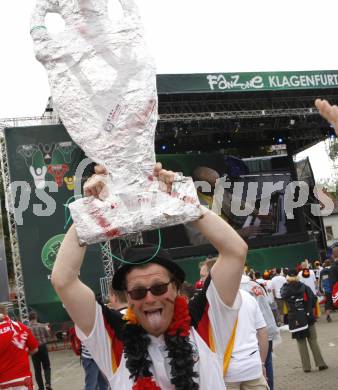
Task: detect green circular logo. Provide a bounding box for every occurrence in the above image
[41,234,65,270]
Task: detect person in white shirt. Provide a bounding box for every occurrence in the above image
[298,266,317,296]
[270,269,286,326]
[313,261,323,281]
[51,163,247,390]
[240,275,279,390]
[106,286,128,314]
[260,272,279,327]
[224,289,269,390]
[254,272,265,286]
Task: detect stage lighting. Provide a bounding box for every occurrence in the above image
[328,128,336,139]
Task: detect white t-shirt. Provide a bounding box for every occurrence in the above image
[270,275,286,298]
[76,280,240,390]
[224,290,266,383]
[314,266,323,280]
[259,279,275,305]
[255,278,275,303]
[298,270,317,295]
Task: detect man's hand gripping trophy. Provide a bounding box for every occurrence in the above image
[31,0,203,245]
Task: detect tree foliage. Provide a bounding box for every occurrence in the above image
[328,139,338,161]
[318,177,338,199]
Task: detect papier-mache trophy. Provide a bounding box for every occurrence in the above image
[31,0,203,245]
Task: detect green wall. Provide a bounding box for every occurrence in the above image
[175,240,319,283]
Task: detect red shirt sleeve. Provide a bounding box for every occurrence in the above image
[22,324,39,352]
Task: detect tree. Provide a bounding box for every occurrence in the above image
[328,139,338,162]
[318,177,338,199]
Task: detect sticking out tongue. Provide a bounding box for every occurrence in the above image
[146,310,162,329]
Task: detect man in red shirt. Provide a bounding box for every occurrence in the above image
[0,305,38,390]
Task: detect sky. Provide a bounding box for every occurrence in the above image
[0,0,337,181]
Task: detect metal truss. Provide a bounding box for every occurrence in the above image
[158,107,319,123]
[159,93,338,116]
[0,116,61,128]
[99,233,143,300]
[100,233,143,278]
[0,127,29,322]
[100,241,114,279]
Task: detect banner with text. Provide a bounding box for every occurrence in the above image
[157,70,338,94]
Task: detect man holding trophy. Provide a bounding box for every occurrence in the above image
[51,164,248,389]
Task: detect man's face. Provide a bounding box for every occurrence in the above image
[125,264,178,337]
[200,264,209,281]
[108,293,118,310]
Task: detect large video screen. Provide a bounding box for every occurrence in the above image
[144,153,302,251]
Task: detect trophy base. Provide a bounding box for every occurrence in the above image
[69,177,203,245]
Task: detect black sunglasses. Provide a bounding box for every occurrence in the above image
[127,280,173,300]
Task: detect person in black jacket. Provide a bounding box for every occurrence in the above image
[319,260,333,322]
[330,247,338,287]
[281,269,328,373]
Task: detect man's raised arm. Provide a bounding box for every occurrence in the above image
[315,98,338,133]
[51,224,95,336]
[191,210,247,306]
[154,162,248,307]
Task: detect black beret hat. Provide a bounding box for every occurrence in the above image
[288,269,298,277]
[112,244,185,291]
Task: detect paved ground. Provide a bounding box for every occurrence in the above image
[34,311,338,390]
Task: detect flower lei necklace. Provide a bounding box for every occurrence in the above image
[122,295,199,390]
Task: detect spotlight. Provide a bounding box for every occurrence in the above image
[328,128,336,139]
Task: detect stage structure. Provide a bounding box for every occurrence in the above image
[153,70,338,262]
[1,70,338,321]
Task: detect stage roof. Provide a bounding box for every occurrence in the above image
[155,70,338,156]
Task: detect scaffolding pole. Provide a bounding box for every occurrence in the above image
[0,128,29,322]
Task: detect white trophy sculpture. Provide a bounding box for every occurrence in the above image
[31,0,202,245]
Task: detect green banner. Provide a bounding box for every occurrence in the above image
[247,240,319,272]
[4,125,105,322]
[157,70,338,94]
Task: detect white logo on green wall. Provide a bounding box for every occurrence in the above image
[41,234,65,270]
